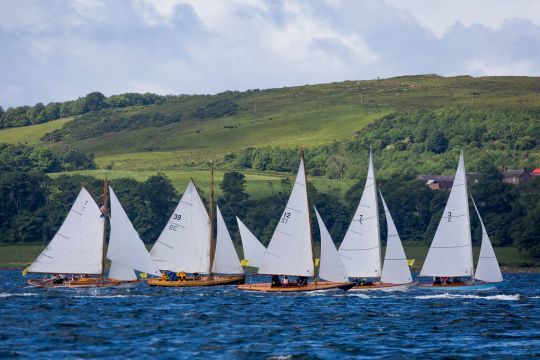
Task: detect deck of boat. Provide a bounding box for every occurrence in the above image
[28,278,120,288]
[147,275,245,287]
[418,282,502,290]
[238,281,354,292]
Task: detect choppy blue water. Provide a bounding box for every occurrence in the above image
[0,272,539,359]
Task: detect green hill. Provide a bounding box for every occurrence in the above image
[0,75,540,170]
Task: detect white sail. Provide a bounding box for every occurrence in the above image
[338,151,381,278]
[379,191,412,284]
[420,152,474,277]
[236,216,266,268]
[109,261,137,281]
[212,206,243,274]
[28,187,104,274]
[314,207,349,283]
[106,186,161,280]
[150,180,211,273]
[471,196,503,283]
[258,158,314,277]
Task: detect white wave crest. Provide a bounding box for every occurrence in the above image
[415,293,520,301]
[0,292,38,298]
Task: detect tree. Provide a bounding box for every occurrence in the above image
[82,92,107,112]
[425,130,448,154]
[61,149,96,171]
[29,147,61,172]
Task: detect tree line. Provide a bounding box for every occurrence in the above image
[0,92,168,129]
[1,155,538,261]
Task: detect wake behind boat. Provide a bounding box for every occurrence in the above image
[238,151,353,292]
[418,152,504,290]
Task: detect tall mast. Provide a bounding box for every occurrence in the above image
[208,163,215,276]
[101,176,108,283]
[301,148,317,284]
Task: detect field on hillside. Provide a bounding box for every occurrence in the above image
[49,169,357,199]
[0,117,72,145]
[2,244,536,269]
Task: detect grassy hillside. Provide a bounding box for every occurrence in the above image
[0,117,72,145]
[10,75,534,171]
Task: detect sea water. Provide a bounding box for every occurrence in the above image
[0,271,538,358]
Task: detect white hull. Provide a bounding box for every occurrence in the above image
[349,281,418,292]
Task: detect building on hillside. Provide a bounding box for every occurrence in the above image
[502,170,532,185]
[417,173,480,190]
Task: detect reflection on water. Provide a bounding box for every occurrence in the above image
[1,272,539,358]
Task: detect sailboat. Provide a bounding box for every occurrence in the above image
[236,216,266,269]
[238,152,353,292]
[148,170,244,287]
[419,151,503,289]
[338,151,415,291]
[27,179,161,288]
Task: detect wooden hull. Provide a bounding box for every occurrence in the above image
[28,278,119,288]
[147,275,245,287]
[418,281,503,290]
[349,281,418,292]
[237,281,354,292]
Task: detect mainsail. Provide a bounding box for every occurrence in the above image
[150,180,211,273]
[258,158,314,277]
[236,216,266,268]
[212,206,243,274]
[314,207,349,283]
[338,151,381,278]
[379,191,412,284]
[107,186,161,280]
[471,195,503,283]
[28,187,104,274]
[420,152,474,277]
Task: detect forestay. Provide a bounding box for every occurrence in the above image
[314,207,349,283]
[236,216,266,268]
[107,187,161,280]
[212,206,243,274]
[420,152,474,277]
[379,191,412,284]
[150,180,211,273]
[258,159,314,277]
[471,196,503,283]
[28,187,104,274]
[338,151,381,278]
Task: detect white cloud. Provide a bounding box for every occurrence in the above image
[465,57,536,76]
[385,0,540,37]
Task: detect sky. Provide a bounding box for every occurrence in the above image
[1,0,540,108]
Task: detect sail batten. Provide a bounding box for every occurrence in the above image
[106,186,161,280]
[258,159,314,277]
[420,152,474,277]
[338,151,381,278]
[150,181,211,273]
[28,187,104,275]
